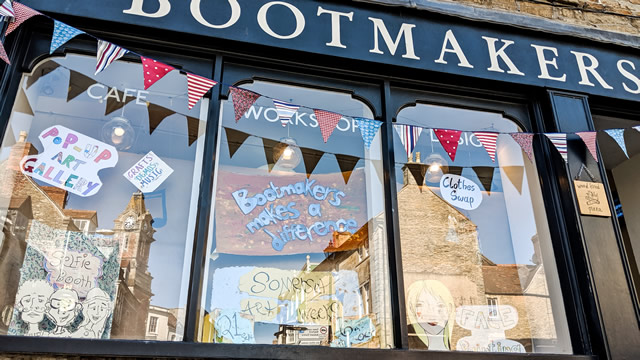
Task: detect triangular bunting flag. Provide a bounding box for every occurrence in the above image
[262,138,282,172]
[633,125,640,133]
[5,2,41,36]
[147,103,175,134]
[95,40,128,75]
[105,89,135,115]
[503,166,524,195]
[0,0,15,18]
[229,87,260,122]
[26,61,59,88]
[186,116,200,146]
[510,133,535,163]
[448,166,463,177]
[576,131,599,163]
[224,127,250,158]
[472,166,495,195]
[67,70,97,102]
[356,117,382,149]
[545,133,568,162]
[273,99,299,127]
[335,154,360,185]
[50,20,84,54]
[405,163,427,191]
[141,56,174,90]
[0,41,9,65]
[314,109,342,143]
[394,124,422,161]
[473,132,499,162]
[187,72,217,110]
[15,87,33,116]
[300,147,324,178]
[434,129,462,162]
[604,129,629,158]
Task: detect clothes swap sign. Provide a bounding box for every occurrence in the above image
[22,0,640,103]
[20,126,118,197]
[215,169,366,255]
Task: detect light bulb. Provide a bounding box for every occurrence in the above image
[282,147,294,159]
[113,127,125,137]
[428,163,441,172]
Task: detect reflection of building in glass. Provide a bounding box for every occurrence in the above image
[145,305,177,341]
[0,134,155,338]
[398,156,558,352]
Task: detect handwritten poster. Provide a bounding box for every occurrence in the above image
[215,169,367,255]
[212,309,255,344]
[210,267,363,328]
[573,180,611,217]
[455,305,525,353]
[8,221,121,339]
[439,174,483,210]
[332,316,376,347]
[20,125,118,197]
[123,151,174,193]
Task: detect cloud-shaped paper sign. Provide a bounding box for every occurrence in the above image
[20,125,118,197]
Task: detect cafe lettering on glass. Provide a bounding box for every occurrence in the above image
[23,0,640,101]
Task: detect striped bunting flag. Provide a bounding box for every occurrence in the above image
[545,133,568,162]
[473,131,499,162]
[0,42,9,65]
[273,99,299,127]
[50,20,85,54]
[576,131,599,162]
[0,0,14,18]
[95,40,128,75]
[314,109,342,143]
[187,72,217,109]
[6,2,41,35]
[604,129,629,158]
[393,124,422,161]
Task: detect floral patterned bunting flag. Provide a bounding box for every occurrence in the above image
[576,131,599,162]
[0,42,9,65]
[356,117,382,149]
[393,124,422,161]
[434,129,462,162]
[314,109,342,143]
[187,72,217,110]
[473,131,499,162]
[545,133,568,163]
[604,129,629,158]
[510,133,534,163]
[5,2,41,36]
[229,87,260,122]
[141,56,174,90]
[50,20,84,54]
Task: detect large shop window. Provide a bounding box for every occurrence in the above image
[201,80,394,348]
[394,103,572,354]
[0,54,208,340]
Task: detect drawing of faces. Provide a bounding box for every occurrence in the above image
[406,280,455,349]
[415,289,449,335]
[47,289,80,327]
[15,280,54,325]
[84,288,110,324]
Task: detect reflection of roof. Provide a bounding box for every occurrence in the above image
[63,209,98,221]
[324,222,368,253]
[482,264,540,295]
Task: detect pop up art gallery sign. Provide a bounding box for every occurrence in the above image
[20,126,118,197]
[216,169,366,255]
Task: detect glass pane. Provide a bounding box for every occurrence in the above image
[593,114,640,307]
[0,54,207,340]
[200,80,393,348]
[395,104,572,353]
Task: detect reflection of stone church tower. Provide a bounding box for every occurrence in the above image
[111,192,155,339]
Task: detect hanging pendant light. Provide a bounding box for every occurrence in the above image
[101,116,135,150]
[273,137,301,169]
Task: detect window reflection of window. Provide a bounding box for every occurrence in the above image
[487,297,499,318]
[148,316,158,333]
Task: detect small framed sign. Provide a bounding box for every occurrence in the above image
[573,180,611,217]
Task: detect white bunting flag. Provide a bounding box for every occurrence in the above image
[545,133,568,162]
[273,99,299,127]
[95,40,128,75]
[0,0,15,18]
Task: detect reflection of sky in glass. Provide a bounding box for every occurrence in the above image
[2,54,206,310]
[395,104,538,265]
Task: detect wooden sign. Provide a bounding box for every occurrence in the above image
[573,180,611,217]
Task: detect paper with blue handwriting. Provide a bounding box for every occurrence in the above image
[123,151,173,192]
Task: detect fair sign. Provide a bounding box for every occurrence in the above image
[20,125,118,197]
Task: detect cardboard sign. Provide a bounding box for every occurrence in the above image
[20,125,118,197]
[573,180,611,217]
[123,151,174,192]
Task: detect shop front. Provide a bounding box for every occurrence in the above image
[0,0,638,359]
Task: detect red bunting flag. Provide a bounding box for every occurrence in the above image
[434,129,462,161]
[576,131,599,163]
[229,87,261,122]
[314,109,342,143]
[473,131,499,162]
[187,72,217,110]
[510,133,535,163]
[0,42,10,65]
[141,56,174,90]
[5,2,41,36]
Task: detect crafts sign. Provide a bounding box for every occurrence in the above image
[20,126,118,197]
[439,174,482,210]
[216,169,366,255]
[123,151,174,192]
